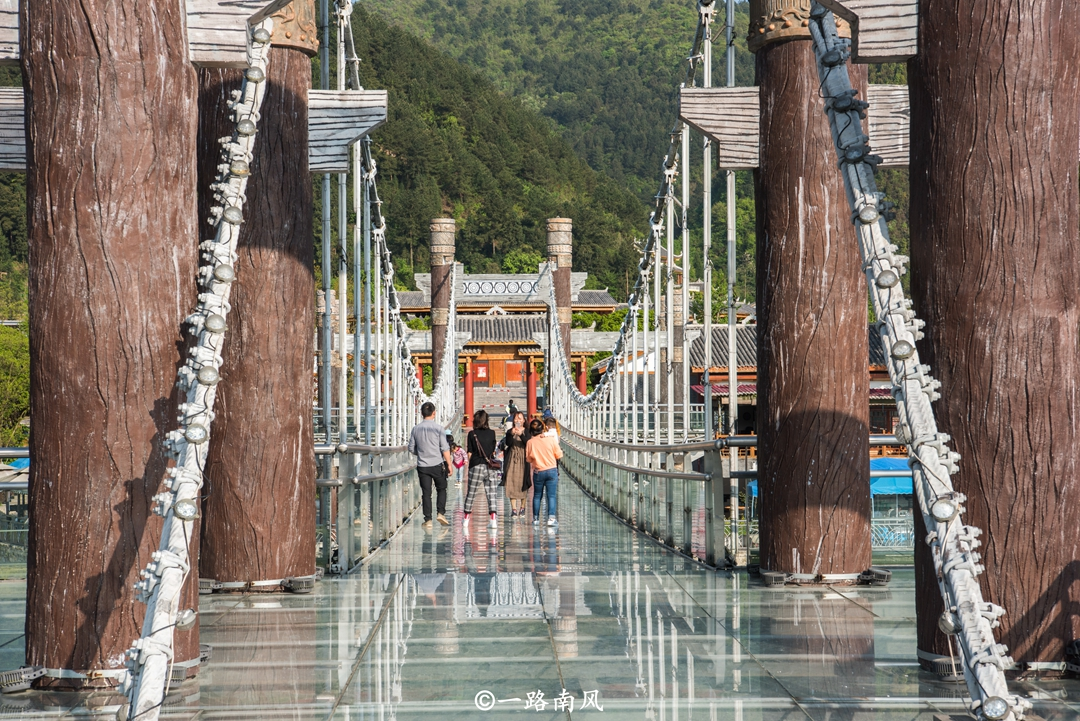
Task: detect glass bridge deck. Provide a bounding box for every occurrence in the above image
[0,478,1077,719]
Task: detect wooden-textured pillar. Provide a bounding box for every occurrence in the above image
[429,219,455,382]
[198,15,317,588]
[547,218,573,361]
[23,0,200,685]
[909,0,1080,666]
[752,1,871,579]
[527,359,538,419]
[464,358,474,427]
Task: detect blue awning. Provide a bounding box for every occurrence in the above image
[870,457,912,495]
[741,458,912,498]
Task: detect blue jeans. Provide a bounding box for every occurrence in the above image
[532,468,559,519]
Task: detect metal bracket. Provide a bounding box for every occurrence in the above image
[0,666,44,694]
[858,567,892,586]
[198,577,223,595]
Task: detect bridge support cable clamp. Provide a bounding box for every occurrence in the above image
[122,19,276,721]
[807,5,1028,720]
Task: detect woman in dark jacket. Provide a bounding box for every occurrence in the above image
[500,411,532,519]
[465,409,500,528]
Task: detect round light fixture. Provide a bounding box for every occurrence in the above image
[980,697,1009,721]
[229,160,250,177]
[844,145,867,163]
[197,366,220,385]
[252,28,271,44]
[245,67,266,83]
[176,608,198,630]
[858,205,880,224]
[937,611,960,635]
[174,498,200,521]
[204,314,227,334]
[890,340,915,360]
[223,206,244,225]
[236,119,257,137]
[875,270,900,288]
[213,264,236,283]
[931,497,959,523]
[184,424,209,444]
[822,49,843,67]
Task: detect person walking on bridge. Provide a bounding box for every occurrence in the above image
[408,402,453,529]
[500,411,533,519]
[464,409,501,529]
[527,416,563,527]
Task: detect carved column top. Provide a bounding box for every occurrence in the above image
[430,218,456,267]
[270,0,319,56]
[546,217,573,259]
[748,0,849,53]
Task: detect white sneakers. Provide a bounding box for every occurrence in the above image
[547,516,557,527]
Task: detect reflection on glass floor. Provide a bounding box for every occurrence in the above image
[1,479,1079,719]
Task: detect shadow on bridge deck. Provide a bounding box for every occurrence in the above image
[0,478,1078,719]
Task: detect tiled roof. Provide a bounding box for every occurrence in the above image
[688,325,759,368]
[459,316,547,344]
[576,289,618,306]
[395,291,427,310]
[690,324,887,369]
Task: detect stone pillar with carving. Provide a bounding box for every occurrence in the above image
[430,219,456,383]
[198,0,319,591]
[751,0,871,579]
[547,218,573,364]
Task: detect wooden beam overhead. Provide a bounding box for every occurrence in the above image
[186,0,294,68]
[680,84,911,169]
[0,0,15,66]
[0,87,389,174]
[308,90,388,173]
[679,87,760,170]
[816,0,918,63]
[0,87,22,171]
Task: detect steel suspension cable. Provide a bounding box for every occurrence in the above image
[123,20,276,721]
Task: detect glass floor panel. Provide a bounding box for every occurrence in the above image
[0,477,1077,719]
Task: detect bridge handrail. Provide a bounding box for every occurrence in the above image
[562,432,709,481]
[559,429,901,454]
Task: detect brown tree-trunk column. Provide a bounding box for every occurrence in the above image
[547,218,573,362]
[909,0,1080,666]
[429,218,455,382]
[752,2,871,579]
[199,37,316,587]
[22,0,200,686]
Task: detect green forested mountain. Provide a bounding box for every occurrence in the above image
[362,0,910,310]
[364,0,755,201]
[344,4,649,296]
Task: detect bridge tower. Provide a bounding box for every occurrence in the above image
[908,0,1080,669]
[429,219,456,384]
[547,218,573,365]
[197,4,318,592]
[750,0,872,580]
[22,0,202,686]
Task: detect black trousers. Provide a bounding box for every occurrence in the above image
[417,465,448,521]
